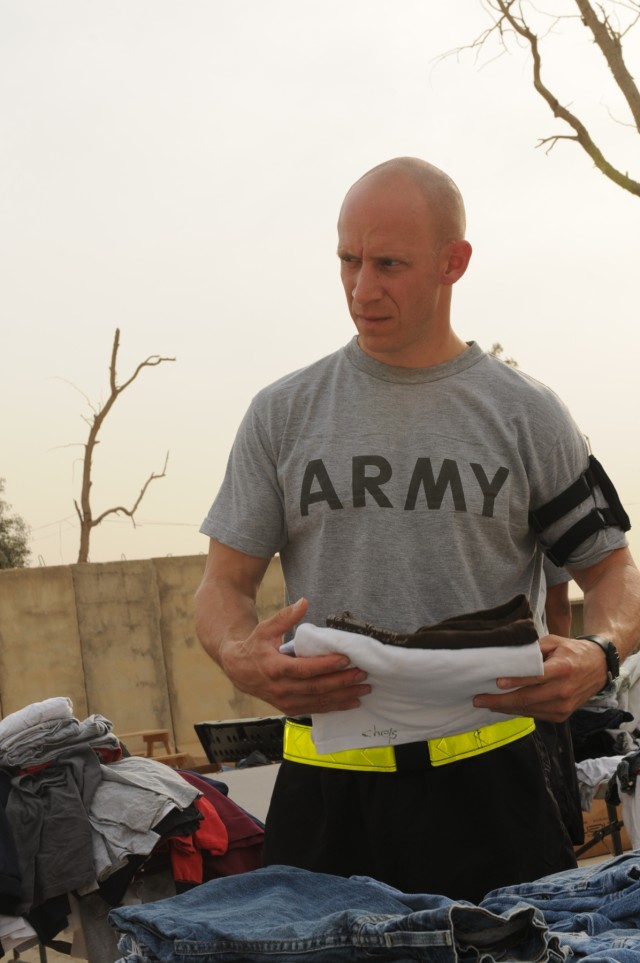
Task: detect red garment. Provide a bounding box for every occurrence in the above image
[177,771,264,877]
[19,744,122,776]
[168,796,228,885]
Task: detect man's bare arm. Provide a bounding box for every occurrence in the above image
[574,547,640,665]
[194,539,371,716]
[194,538,271,666]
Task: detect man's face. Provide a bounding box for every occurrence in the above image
[337,173,449,367]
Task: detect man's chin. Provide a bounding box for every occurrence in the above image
[353,320,395,350]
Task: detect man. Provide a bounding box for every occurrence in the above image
[195,157,640,903]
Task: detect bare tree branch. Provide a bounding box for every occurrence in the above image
[74,328,176,562]
[461,1,640,196]
[78,452,170,528]
[574,0,640,130]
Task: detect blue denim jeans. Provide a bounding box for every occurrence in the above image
[482,851,640,962]
[109,864,561,962]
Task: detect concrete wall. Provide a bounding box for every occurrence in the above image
[0,555,284,759]
[0,555,585,760]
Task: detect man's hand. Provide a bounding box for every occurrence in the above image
[472,633,609,723]
[195,540,370,715]
[218,597,371,716]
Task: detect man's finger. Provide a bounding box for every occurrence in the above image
[257,596,309,640]
[495,673,546,689]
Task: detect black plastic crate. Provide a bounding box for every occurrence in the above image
[194,715,286,765]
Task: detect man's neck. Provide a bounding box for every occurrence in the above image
[357,332,469,369]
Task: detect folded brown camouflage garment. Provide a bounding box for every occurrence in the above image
[326,594,537,650]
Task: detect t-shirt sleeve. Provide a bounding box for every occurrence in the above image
[530,421,628,571]
[542,555,571,587]
[200,400,286,559]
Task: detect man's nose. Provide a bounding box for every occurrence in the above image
[351,264,381,303]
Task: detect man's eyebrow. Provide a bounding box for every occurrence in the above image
[371,252,408,264]
[336,246,410,263]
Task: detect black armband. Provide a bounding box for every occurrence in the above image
[529,455,630,567]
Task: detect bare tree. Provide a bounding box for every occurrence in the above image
[73,328,176,563]
[460,1,640,196]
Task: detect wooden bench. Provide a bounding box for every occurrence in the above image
[118,728,172,756]
[117,728,189,769]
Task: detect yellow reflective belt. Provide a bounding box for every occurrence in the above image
[283,716,535,771]
[427,716,535,765]
[283,720,398,771]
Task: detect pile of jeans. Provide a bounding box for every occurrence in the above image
[109,851,640,962]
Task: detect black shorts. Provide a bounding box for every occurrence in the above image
[263,732,577,904]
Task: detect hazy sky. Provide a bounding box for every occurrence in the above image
[2,1,639,585]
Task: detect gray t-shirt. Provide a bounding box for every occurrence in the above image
[201,338,626,636]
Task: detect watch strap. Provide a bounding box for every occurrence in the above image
[576,633,620,692]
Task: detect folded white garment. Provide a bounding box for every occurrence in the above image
[282,624,542,754]
[575,755,622,792]
[575,755,623,811]
[0,695,73,742]
[0,915,38,951]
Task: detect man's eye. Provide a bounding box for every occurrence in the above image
[380,259,400,267]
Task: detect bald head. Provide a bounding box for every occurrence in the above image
[342,156,467,251]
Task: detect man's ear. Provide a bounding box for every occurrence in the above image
[440,240,472,286]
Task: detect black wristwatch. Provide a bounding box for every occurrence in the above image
[577,634,621,692]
